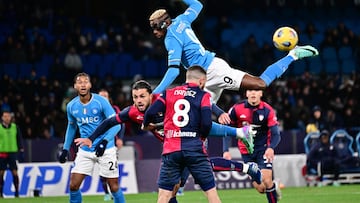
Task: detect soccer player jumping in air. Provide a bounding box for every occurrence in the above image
[149,0,319,103]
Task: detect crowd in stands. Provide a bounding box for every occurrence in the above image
[0,0,359,142]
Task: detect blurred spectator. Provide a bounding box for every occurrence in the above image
[8,41,27,64]
[38,116,54,139]
[306,106,329,134]
[242,34,260,71]
[259,42,275,73]
[307,130,341,187]
[290,98,310,131]
[64,46,83,80]
[0,96,11,112]
[304,22,319,41]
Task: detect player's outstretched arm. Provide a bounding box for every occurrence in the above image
[153,67,179,94]
[88,116,119,141]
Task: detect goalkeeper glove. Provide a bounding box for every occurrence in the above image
[95,140,108,157]
[59,149,68,163]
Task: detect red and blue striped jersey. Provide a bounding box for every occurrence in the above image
[115,94,163,141]
[144,83,212,155]
[229,100,279,154]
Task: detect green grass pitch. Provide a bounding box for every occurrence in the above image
[1,185,359,203]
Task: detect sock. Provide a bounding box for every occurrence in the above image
[265,184,277,203]
[112,188,126,203]
[260,55,294,86]
[13,175,19,197]
[210,157,244,172]
[169,196,178,203]
[0,177,3,197]
[209,122,236,137]
[70,190,82,203]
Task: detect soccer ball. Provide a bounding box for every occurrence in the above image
[272,26,298,51]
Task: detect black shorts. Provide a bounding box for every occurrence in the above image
[0,153,18,170]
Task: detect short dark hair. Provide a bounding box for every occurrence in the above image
[132,80,152,93]
[74,72,90,83]
[186,65,206,80]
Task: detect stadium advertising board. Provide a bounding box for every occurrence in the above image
[2,161,138,197]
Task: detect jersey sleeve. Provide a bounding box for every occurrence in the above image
[63,103,78,150]
[153,67,180,94]
[228,106,238,126]
[88,116,119,141]
[199,92,212,137]
[267,105,279,127]
[143,99,165,127]
[182,0,203,23]
[99,97,120,141]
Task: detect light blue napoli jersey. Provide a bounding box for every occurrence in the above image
[63,93,120,152]
[165,0,215,70]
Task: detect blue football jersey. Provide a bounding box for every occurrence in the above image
[63,93,120,152]
[165,0,215,70]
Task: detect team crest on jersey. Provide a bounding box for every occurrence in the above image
[259,115,264,121]
[92,108,98,115]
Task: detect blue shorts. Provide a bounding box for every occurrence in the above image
[0,153,18,170]
[180,167,190,187]
[158,150,215,192]
[242,149,273,170]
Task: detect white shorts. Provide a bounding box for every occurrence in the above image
[71,147,119,178]
[205,57,246,103]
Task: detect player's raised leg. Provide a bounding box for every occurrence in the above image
[210,157,262,184]
[259,45,319,86]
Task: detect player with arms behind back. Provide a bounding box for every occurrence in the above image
[58,72,125,203]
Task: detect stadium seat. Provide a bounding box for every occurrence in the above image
[321,47,337,61]
[128,60,144,77]
[34,61,50,78]
[338,46,353,60]
[83,54,101,76]
[330,129,354,158]
[3,63,18,79]
[18,63,33,79]
[41,54,55,66]
[143,59,160,78]
[113,62,128,79]
[220,28,234,46]
[113,53,133,78]
[323,59,340,75]
[292,59,308,76]
[158,59,168,74]
[330,129,360,173]
[341,59,357,75]
[303,132,321,154]
[307,57,323,75]
[98,54,116,79]
[356,132,360,155]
